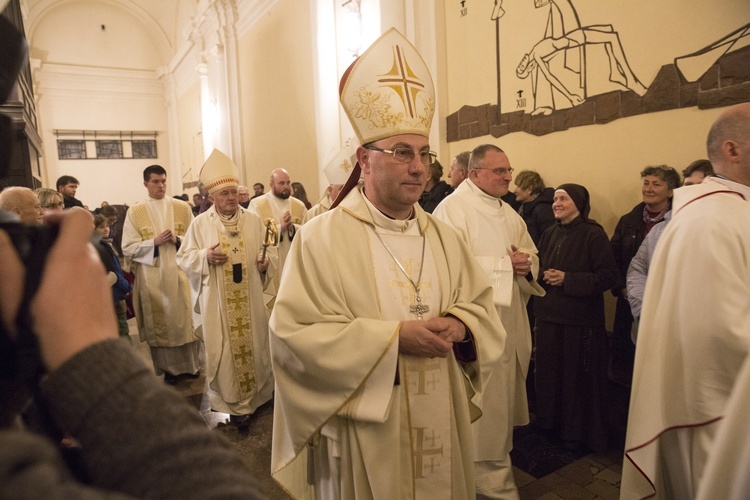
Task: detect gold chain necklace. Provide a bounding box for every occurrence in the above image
[371,224,430,320]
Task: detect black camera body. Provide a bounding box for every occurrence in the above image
[0,6,58,428]
[0,218,59,385]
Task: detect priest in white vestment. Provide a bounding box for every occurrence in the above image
[177,150,278,427]
[248,168,307,275]
[433,144,544,499]
[122,165,200,381]
[622,103,750,499]
[269,28,506,500]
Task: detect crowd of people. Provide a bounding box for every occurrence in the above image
[1,26,748,500]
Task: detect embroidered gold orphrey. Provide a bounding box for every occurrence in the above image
[255,196,306,225]
[219,225,256,398]
[130,200,191,342]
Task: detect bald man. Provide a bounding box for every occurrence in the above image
[248,168,307,274]
[0,186,44,223]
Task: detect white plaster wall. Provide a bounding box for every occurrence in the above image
[35,68,171,207]
[441,0,750,234]
[236,0,319,196]
[29,1,162,70]
[29,0,176,206]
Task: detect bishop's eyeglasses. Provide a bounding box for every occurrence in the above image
[365,146,438,166]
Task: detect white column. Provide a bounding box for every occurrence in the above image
[197,61,218,159]
[207,42,232,156]
[162,70,184,195]
[214,0,245,172]
[191,0,244,170]
[309,0,343,198]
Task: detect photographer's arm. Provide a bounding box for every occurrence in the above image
[0,210,262,499]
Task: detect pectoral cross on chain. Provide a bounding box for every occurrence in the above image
[410,288,430,320]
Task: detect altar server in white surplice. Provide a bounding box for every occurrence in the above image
[269,28,506,500]
[177,150,278,428]
[122,165,200,383]
[434,143,544,500]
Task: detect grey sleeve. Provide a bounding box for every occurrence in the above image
[39,339,264,499]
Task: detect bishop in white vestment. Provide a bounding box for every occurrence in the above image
[177,150,278,423]
[270,28,505,500]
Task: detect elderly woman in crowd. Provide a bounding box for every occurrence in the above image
[534,184,617,452]
[34,187,64,215]
[514,170,555,245]
[609,165,680,385]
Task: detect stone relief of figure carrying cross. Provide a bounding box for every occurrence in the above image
[508,0,648,116]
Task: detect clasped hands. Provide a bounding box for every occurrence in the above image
[542,268,565,286]
[509,244,532,276]
[206,243,268,272]
[399,316,467,358]
[154,229,177,246]
[280,211,293,233]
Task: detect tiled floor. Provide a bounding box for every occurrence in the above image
[129,320,624,499]
[514,449,622,500]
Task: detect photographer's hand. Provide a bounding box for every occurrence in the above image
[0,209,117,371]
[33,210,118,370]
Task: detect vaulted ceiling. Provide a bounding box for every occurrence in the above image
[23,0,194,70]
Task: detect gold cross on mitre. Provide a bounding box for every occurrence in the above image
[377,44,425,119]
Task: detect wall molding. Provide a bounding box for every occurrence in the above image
[35,63,164,101]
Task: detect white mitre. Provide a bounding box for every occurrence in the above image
[323,140,358,185]
[199,149,240,194]
[339,28,435,145]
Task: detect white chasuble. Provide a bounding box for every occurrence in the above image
[269,185,506,500]
[433,179,544,460]
[367,215,451,499]
[622,178,750,499]
[248,192,307,276]
[176,207,277,415]
[122,197,195,348]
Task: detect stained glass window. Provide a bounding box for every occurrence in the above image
[57,140,86,159]
[56,131,158,160]
[132,140,157,158]
[96,140,123,159]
